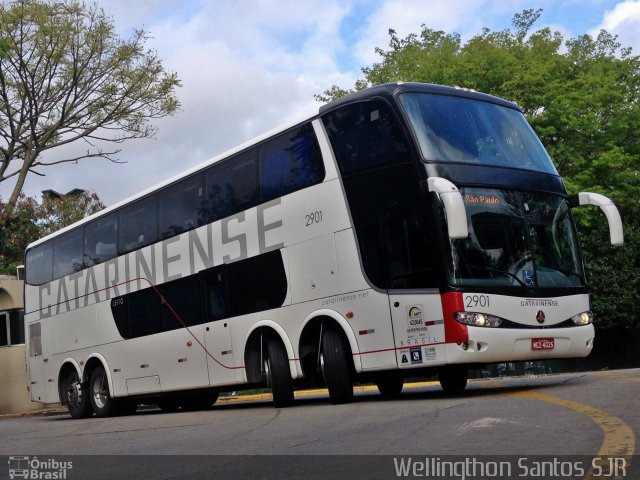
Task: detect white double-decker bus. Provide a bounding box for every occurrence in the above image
[24,83,623,418]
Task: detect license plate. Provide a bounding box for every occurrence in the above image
[532,338,555,350]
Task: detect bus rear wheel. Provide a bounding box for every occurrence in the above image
[89,365,120,417]
[438,365,468,394]
[265,338,294,408]
[321,327,353,404]
[61,369,92,419]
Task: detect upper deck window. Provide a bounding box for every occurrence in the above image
[260,123,324,202]
[53,229,84,279]
[25,242,53,285]
[398,93,557,174]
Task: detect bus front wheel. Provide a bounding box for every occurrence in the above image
[265,338,294,408]
[376,375,404,397]
[182,390,219,411]
[321,327,353,404]
[438,365,468,394]
[61,369,92,419]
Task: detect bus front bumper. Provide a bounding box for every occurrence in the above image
[444,324,595,364]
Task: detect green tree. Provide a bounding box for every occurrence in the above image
[0,37,9,58]
[0,0,181,216]
[318,9,640,328]
[0,189,103,274]
[0,192,39,274]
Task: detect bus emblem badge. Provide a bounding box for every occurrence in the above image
[536,310,546,324]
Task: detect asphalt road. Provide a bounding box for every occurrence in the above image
[1,369,639,479]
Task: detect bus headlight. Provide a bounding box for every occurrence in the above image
[571,311,593,326]
[454,312,503,328]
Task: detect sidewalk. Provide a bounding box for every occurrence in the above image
[0,404,67,419]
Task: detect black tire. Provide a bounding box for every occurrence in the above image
[265,338,294,408]
[157,397,181,413]
[376,375,404,397]
[119,399,139,416]
[322,327,353,404]
[88,366,120,417]
[438,365,468,394]
[60,369,92,419]
[181,390,219,411]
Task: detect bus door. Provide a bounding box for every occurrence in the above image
[202,269,238,386]
[25,321,49,403]
[381,196,446,369]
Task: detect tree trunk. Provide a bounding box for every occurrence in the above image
[4,152,35,217]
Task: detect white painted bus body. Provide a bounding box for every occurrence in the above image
[23,83,605,410]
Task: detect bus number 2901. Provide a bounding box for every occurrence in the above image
[464,294,490,308]
[305,210,323,226]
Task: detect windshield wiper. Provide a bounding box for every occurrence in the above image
[544,266,586,285]
[467,264,528,288]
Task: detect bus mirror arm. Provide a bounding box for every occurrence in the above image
[569,192,624,246]
[427,177,469,239]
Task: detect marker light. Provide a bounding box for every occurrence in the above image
[455,312,503,328]
[571,311,593,326]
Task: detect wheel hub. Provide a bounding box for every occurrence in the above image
[66,382,82,407]
[92,375,107,409]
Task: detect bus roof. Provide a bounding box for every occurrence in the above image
[319,82,520,114]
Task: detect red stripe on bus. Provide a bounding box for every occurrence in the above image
[441,292,468,344]
[355,341,447,356]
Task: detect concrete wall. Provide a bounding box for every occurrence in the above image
[0,345,43,414]
[0,277,23,310]
[0,277,44,414]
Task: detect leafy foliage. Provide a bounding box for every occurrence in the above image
[0,0,181,216]
[318,9,640,328]
[0,190,103,274]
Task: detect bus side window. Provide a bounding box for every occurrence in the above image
[205,151,257,223]
[53,229,84,279]
[118,195,158,254]
[201,266,228,321]
[260,123,324,202]
[128,289,161,338]
[25,242,53,286]
[322,101,369,174]
[159,174,204,239]
[322,99,419,289]
[159,276,203,329]
[199,250,287,321]
[226,250,287,316]
[84,212,118,267]
[381,198,438,289]
[111,296,130,339]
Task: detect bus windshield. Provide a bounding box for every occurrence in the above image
[447,188,586,289]
[399,92,558,174]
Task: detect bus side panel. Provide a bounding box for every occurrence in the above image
[279,178,352,249]
[389,292,446,369]
[287,233,337,304]
[119,326,210,395]
[348,290,397,371]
